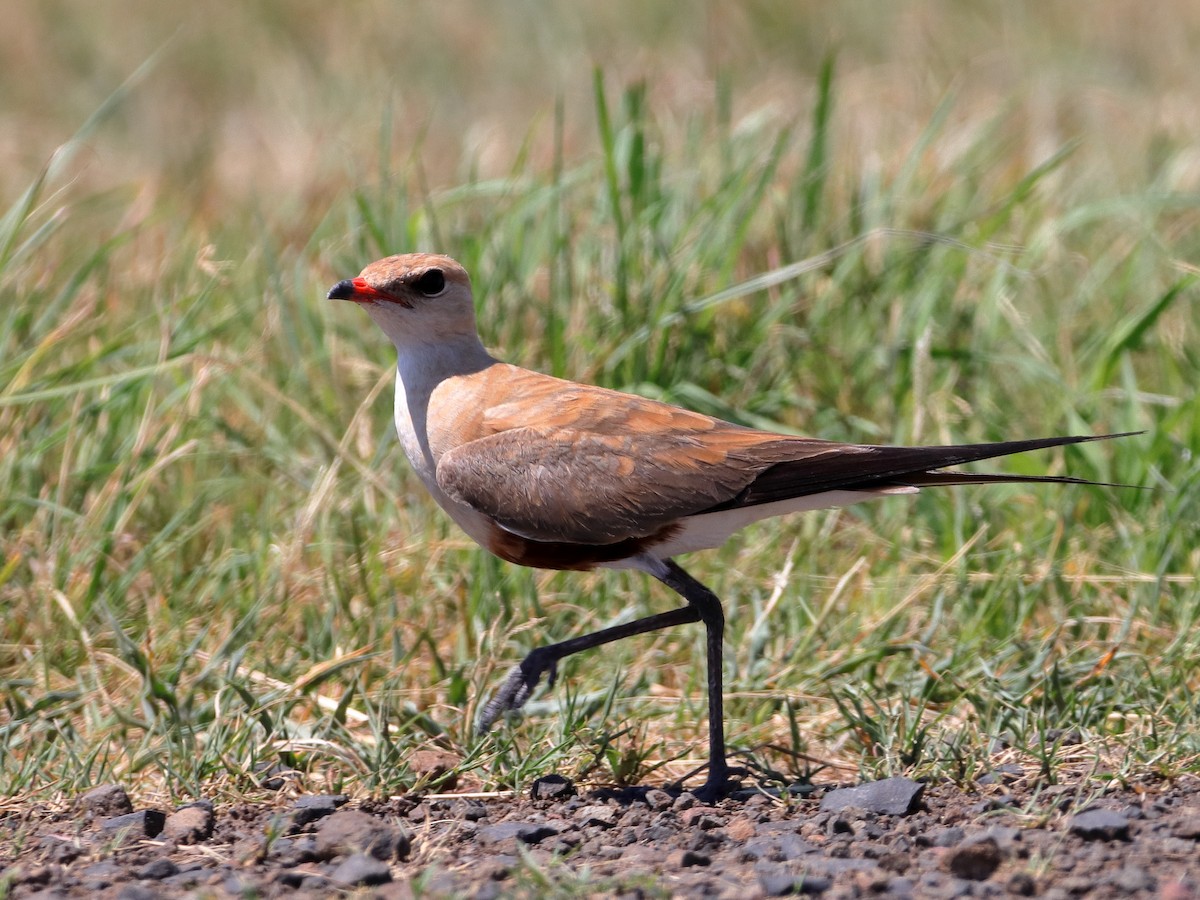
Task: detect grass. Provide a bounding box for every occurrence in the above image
[1,2,1199,809]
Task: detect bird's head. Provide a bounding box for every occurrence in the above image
[328,253,477,348]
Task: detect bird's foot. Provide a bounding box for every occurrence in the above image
[680,763,747,804]
[475,650,558,733]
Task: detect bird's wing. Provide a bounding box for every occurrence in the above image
[434,376,844,544]
[434,367,1128,546]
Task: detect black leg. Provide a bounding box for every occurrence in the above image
[654,560,731,801]
[476,605,700,733]
[476,557,733,800]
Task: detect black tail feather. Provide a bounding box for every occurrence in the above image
[719,431,1141,511]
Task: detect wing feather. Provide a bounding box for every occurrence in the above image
[432,367,1133,546]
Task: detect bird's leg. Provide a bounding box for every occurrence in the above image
[477,557,735,801]
[653,559,732,802]
[476,605,700,733]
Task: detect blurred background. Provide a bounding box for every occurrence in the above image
[2,1,1197,797]
[7,2,1200,224]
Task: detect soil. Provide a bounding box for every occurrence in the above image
[3,771,1199,898]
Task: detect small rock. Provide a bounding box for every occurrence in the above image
[296,793,349,811]
[80,784,134,818]
[1109,866,1153,893]
[1042,728,1083,746]
[827,813,855,836]
[941,836,1002,881]
[777,834,818,861]
[529,774,575,801]
[221,873,259,895]
[408,748,460,788]
[331,853,392,887]
[287,795,349,830]
[983,825,1021,849]
[665,848,710,867]
[727,816,757,842]
[680,807,722,828]
[933,826,966,847]
[38,836,82,864]
[1059,875,1098,894]
[477,821,560,846]
[136,858,179,880]
[976,763,1024,786]
[405,801,430,823]
[272,870,308,889]
[575,804,616,827]
[1006,871,1038,896]
[117,885,161,900]
[877,851,910,874]
[456,799,488,821]
[80,860,123,888]
[1069,809,1131,841]
[819,777,924,816]
[100,809,166,839]
[758,867,832,895]
[162,805,214,844]
[315,810,410,861]
[673,793,697,811]
[15,864,53,886]
[1173,815,1200,840]
[256,763,301,790]
[645,789,674,810]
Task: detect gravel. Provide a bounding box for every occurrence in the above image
[3,774,1200,897]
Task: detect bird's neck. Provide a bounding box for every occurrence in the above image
[393,334,496,398]
[390,336,497,522]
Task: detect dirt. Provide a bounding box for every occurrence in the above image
[3,771,1199,898]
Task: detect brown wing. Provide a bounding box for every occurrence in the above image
[435,422,847,544]
[434,372,850,544]
[433,365,1132,546]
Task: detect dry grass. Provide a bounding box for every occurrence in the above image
[1,1,1198,803]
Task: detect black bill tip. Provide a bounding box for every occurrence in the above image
[327,279,356,300]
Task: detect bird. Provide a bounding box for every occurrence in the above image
[329,252,1130,800]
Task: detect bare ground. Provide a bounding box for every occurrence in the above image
[3,768,1200,899]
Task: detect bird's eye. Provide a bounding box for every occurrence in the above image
[413,268,445,296]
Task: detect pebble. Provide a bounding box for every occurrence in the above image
[477,821,560,846]
[680,807,722,828]
[286,794,348,830]
[457,799,489,821]
[819,777,925,816]
[314,810,410,861]
[163,804,214,843]
[116,885,160,900]
[941,836,1003,880]
[645,789,674,810]
[133,856,178,880]
[100,809,166,839]
[575,804,616,827]
[1109,866,1153,892]
[330,852,392,886]
[1007,871,1038,895]
[726,815,757,842]
[80,784,133,818]
[408,748,460,788]
[665,848,710,867]
[758,867,832,895]
[529,773,576,800]
[1069,809,1131,841]
[80,860,123,886]
[1172,815,1200,840]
